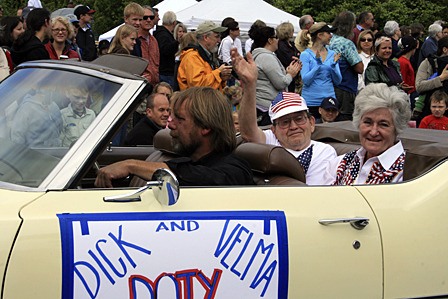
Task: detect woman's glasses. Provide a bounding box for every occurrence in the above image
[360,38,373,42]
[52,28,67,33]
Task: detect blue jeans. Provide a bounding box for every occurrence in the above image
[159,75,175,89]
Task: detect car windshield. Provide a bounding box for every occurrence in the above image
[0,67,121,188]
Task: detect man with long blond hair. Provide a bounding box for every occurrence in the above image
[95,87,253,187]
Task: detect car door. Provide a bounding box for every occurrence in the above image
[0,189,44,294]
[4,184,383,298]
[358,159,448,299]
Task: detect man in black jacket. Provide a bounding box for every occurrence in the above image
[153,11,179,88]
[123,93,170,146]
[74,5,97,61]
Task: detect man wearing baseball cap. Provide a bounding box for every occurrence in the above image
[232,49,336,185]
[74,5,97,61]
[177,20,233,91]
[317,96,341,123]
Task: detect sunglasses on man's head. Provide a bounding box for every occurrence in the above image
[143,15,155,21]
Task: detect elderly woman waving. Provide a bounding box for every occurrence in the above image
[322,83,411,185]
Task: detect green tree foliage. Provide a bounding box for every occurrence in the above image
[272,0,446,29]
[1,0,18,16]
[93,0,125,36]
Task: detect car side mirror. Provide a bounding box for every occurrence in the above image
[151,168,180,205]
[103,168,179,205]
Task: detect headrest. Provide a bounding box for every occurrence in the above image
[153,128,176,153]
[234,143,306,182]
[403,143,448,180]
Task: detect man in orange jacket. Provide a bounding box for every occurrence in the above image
[177,20,233,90]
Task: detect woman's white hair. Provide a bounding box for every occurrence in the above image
[353,83,411,135]
[374,35,392,50]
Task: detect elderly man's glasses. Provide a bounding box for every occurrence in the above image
[275,115,308,129]
[143,15,155,20]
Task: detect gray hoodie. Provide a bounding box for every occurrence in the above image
[252,48,293,110]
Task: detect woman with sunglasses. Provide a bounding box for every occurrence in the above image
[45,16,80,60]
[356,30,375,91]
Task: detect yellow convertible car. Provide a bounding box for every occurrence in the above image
[0,57,448,299]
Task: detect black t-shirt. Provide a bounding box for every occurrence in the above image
[165,152,254,186]
[123,117,162,146]
[11,36,49,66]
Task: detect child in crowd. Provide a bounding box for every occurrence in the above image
[223,85,242,111]
[232,111,240,133]
[419,90,448,130]
[316,97,341,123]
[98,39,110,56]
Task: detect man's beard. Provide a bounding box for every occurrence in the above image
[210,45,218,53]
[171,135,200,157]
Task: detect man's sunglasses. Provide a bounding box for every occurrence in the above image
[143,15,155,21]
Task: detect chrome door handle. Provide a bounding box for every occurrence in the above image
[318,217,369,230]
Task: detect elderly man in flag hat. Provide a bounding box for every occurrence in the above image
[232,49,336,185]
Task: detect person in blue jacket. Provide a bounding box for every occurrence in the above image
[299,22,342,118]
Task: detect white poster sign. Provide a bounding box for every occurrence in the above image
[58,211,288,299]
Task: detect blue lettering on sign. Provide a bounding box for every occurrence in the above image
[74,225,152,299]
[58,211,289,299]
[155,220,200,232]
[214,220,277,297]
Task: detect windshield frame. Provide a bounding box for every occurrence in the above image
[0,61,149,191]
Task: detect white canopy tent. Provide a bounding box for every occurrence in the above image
[176,0,300,35]
[154,0,198,17]
[98,0,198,41]
[99,0,300,42]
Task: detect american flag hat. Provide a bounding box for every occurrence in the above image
[269,92,308,121]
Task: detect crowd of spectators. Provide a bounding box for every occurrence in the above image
[0,2,447,187]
